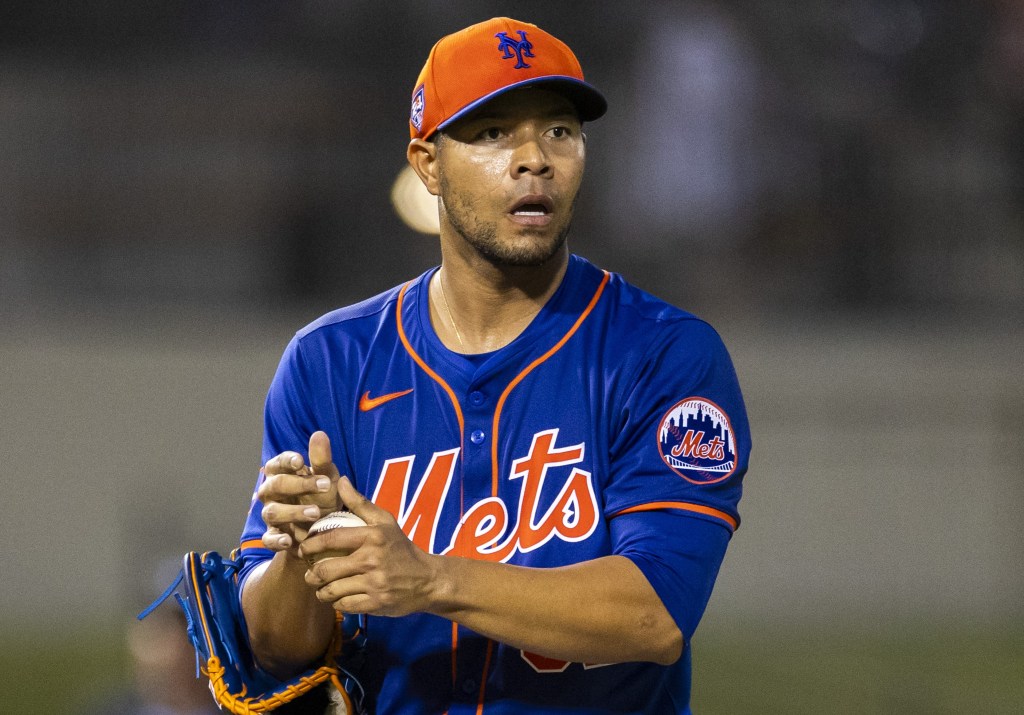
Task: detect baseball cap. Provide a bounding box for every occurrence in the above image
[409,17,607,140]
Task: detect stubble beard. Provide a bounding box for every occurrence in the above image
[440,176,576,268]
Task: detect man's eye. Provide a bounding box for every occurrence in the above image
[550,126,570,138]
[481,128,502,140]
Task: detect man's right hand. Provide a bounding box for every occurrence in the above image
[257,431,343,555]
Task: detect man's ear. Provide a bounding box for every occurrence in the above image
[407,138,440,196]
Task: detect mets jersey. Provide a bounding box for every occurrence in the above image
[239,254,751,714]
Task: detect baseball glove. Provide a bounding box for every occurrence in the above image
[139,550,366,714]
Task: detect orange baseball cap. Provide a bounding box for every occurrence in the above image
[409,17,607,140]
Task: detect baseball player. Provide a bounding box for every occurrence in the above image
[238,17,750,714]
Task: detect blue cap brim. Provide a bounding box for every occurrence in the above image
[435,75,607,135]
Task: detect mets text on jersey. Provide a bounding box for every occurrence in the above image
[371,429,597,562]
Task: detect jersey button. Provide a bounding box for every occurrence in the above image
[469,429,486,444]
[469,391,485,406]
[461,678,478,695]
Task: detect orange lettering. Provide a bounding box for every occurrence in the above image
[447,498,512,560]
[511,430,585,550]
[371,449,458,554]
[521,651,571,673]
[378,431,600,563]
[535,468,597,543]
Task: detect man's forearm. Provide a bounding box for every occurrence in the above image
[241,552,338,678]
[427,554,682,666]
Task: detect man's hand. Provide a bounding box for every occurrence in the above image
[257,431,343,555]
[300,476,442,617]
[244,431,344,677]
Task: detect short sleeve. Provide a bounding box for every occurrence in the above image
[611,510,731,641]
[604,319,751,533]
[237,334,346,583]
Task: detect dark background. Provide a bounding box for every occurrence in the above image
[3,0,1021,319]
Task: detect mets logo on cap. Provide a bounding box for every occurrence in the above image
[657,397,737,484]
[495,30,535,69]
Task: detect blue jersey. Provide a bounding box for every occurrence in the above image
[240,254,751,714]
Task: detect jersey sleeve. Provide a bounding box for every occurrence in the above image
[237,333,349,585]
[604,318,751,533]
[611,509,730,642]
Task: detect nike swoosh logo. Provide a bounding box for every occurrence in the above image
[359,388,414,412]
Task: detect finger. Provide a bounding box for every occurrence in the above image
[299,525,367,562]
[317,578,386,616]
[264,451,307,476]
[304,555,360,588]
[262,527,293,552]
[329,593,379,615]
[308,431,341,479]
[262,501,327,527]
[300,432,341,511]
[338,476,391,526]
[310,571,372,604]
[258,472,332,503]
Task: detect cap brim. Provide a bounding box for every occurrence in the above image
[435,75,607,135]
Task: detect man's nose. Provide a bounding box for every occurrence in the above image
[511,138,552,178]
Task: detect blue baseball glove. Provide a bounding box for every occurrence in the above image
[139,551,366,714]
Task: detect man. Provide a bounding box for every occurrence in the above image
[238,17,750,714]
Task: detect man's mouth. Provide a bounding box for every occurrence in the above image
[513,205,548,216]
[509,195,554,221]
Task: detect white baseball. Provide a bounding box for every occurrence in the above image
[306,510,366,563]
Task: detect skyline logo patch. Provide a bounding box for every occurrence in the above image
[657,397,737,484]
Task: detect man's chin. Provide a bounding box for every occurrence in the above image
[481,244,564,268]
[481,229,570,268]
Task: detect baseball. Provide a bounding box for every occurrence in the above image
[305,510,366,563]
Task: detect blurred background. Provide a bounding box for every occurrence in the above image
[1,1,1021,713]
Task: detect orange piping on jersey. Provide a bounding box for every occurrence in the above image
[612,501,739,532]
[239,538,266,552]
[396,280,468,692]
[396,280,465,435]
[475,639,495,715]
[490,270,610,496]
[451,622,459,688]
[396,279,466,516]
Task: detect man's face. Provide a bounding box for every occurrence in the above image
[434,88,585,267]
